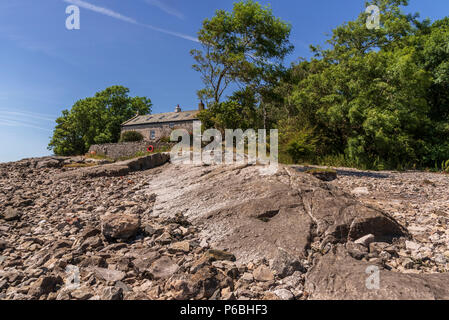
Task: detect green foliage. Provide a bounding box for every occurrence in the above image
[191,0,293,105]
[119,131,144,143]
[442,159,449,172]
[278,118,319,164]
[48,86,152,156]
[198,98,258,132]
[271,0,449,170]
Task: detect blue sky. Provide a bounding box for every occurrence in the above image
[0,0,448,162]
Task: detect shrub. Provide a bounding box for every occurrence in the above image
[279,119,319,164]
[119,131,144,142]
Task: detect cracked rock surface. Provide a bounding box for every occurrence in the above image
[0,156,448,300]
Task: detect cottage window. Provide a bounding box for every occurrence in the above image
[150,130,156,140]
[169,123,175,128]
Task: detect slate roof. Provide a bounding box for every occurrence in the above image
[122,110,199,126]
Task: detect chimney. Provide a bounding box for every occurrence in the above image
[175,104,181,113]
[198,100,205,111]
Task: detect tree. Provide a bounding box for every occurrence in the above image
[275,0,446,169]
[191,0,293,105]
[48,86,152,156]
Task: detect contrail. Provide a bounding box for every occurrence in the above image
[63,0,198,42]
[0,110,56,122]
[0,118,52,132]
[144,0,184,20]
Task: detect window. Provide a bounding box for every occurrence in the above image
[169,123,175,128]
[150,130,155,140]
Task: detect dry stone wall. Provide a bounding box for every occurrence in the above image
[88,141,173,160]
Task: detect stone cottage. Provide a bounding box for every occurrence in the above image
[121,102,204,141]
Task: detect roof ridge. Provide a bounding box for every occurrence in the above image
[122,109,199,126]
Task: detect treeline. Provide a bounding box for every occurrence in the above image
[195,0,449,170]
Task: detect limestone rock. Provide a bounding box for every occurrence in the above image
[168,241,190,253]
[28,275,63,298]
[253,265,274,282]
[351,187,369,196]
[270,249,305,278]
[273,288,294,300]
[149,257,179,280]
[93,268,126,282]
[101,214,140,241]
[355,234,376,247]
[100,287,123,300]
[2,207,21,221]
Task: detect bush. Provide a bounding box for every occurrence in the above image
[279,118,319,164]
[119,131,144,142]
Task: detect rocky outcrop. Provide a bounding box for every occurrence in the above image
[56,153,170,179]
[143,164,408,263]
[1,156,448,300]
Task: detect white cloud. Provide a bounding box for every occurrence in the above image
[144,0,184,20]
[63,0,197,42]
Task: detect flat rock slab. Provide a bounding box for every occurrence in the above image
[142,163,408,263]
[93,267,126,282]
[305,246,449,300]
[56,153,170,179]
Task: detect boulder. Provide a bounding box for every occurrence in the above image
[28,275,63,298]
[273,288,294,300]
[253,265,274,282]
[181,166,408,263]
[354,234,376,247]
[36,159,62,169]
[168,241,190,253]
[100,287,123,300]
[2,208,21,221]
[101,214,140,241]
[188,267,220,300]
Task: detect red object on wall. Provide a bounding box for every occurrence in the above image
[147,145,154,153]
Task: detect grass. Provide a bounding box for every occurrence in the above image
[85,153,114,162]
[305,168,337,174]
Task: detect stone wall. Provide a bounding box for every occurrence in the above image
[88,141,173,160]
[121,121,194,141]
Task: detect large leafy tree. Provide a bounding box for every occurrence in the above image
[191,0,293,106]
[48,86,152,156]
[275,0,449,169]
